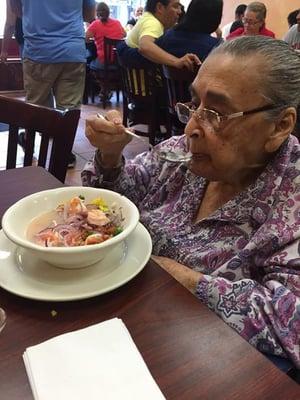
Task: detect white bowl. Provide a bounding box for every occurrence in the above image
[2,187,139,269]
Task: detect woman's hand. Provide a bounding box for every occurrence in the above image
[175,53,201,71]
[151,255,203,294]
[85,110,132,168]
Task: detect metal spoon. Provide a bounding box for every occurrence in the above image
[96,114,192,163]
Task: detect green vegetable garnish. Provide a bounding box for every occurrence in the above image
[114,227,123,236]
[78,195,85,200]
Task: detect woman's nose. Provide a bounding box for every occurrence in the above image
[184,118,205,139]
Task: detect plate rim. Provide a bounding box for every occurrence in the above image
[0,223,152,302]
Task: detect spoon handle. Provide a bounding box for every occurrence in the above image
[96,113,151,146]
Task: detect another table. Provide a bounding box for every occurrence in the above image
[0,167,299,400]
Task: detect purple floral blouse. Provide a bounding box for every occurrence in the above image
[82,135,300,368]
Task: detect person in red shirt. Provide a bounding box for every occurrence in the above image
[227,2,275,40]
[86,2,125,70]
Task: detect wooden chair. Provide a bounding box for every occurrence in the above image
[118,57,171,146]
[86,37,123,108]
[162,65,199,135]
[0,95,80,183]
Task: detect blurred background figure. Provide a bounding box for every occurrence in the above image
[177,3,185,24]
[0,0,23,62]
[86,2,125,71]
[283,10,300,51]
[14,0,95,168]
[287,9,299,29]
[126,6,144,30]
[222,3,246,39]
[227,2,275,39]
[119,0,199,70]
[156,0,223,61]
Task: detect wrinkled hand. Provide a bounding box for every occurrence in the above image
[151,255,203,294]
[85,110,132,167]
[175,53,201,71]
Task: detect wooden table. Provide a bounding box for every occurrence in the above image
[0,167,299,400]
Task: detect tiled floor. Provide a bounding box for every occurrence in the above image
[0,92,149,186]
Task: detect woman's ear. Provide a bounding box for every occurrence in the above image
[264,107,296,153]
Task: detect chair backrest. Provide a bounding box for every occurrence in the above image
[117,55,158,102]
[162,65,199,111]
[103,37,124,69]
[0,95,80,182]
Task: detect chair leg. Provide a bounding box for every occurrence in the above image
[116,90,120,103]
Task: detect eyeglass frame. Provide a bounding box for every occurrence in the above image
[242,17,262,25]
[175,102,280,131]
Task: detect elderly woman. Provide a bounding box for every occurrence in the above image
[227,1,275,39]
[82,36,300,369]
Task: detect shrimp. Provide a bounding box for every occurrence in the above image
[65,197,87,218]
[85,233,109,245]
[87,209,110,226]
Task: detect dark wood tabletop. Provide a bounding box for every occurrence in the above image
[0,167,299,400]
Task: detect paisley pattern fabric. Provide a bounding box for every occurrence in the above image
[82,135,300,368]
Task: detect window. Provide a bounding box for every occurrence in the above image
[0,0,7,38]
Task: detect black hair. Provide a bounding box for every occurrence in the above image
[174,0,223,34]
[287,9,299,27]
[235,4,247,18]
[145,0,170,14]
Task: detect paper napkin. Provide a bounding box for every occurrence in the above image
[23,318,165,400]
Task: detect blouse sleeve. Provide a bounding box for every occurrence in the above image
[81,148,164,205]
[196,238,300,368]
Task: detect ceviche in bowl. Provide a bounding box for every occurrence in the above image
[2,187,139,269]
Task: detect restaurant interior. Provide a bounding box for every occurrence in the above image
[0,0,300,399]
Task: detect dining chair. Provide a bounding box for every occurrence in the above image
[85,37,123,108]
[162,65,199,135]
[0,95,80,183]
[118,56,171,146]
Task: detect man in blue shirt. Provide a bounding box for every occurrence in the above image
[11,0,95,167]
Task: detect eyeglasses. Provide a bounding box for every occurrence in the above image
[175,102,279,131]
[242,18,261,25]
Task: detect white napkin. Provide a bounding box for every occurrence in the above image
[23,318,165,400]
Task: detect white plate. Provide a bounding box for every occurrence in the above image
[0,223,152,302]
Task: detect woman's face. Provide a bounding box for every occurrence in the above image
[184,54,276,185]
[243,10,264,35]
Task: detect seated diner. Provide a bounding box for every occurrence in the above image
[82,36,300,369]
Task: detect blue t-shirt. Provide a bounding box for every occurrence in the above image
[156,29,222,62]
[22,0,95,63]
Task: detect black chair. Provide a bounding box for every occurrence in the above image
[162,65,199,135]
[118,56,171,146]
[0,95,80,182]
[85,37,123,108]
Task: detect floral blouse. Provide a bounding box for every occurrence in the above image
[82,135,300,368]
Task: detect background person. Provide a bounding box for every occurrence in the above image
[284,10,300,51]
[13,0,95,168]
[0,0,24,62]
[126,6,144,30]
[156,0,223,61]
[227,2,275,39]
[287,9,299,29]
[82,36,300,369]
[221,3,246,39]
[86,2,125,71]
[118,0,200,70]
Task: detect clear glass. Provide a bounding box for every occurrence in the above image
[0,308,6,333]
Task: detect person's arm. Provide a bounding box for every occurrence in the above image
[82,0,96,23]
[85,29,94,42]
[0,0,17,62]
[139,35,200,70]
[151,255,203,294]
